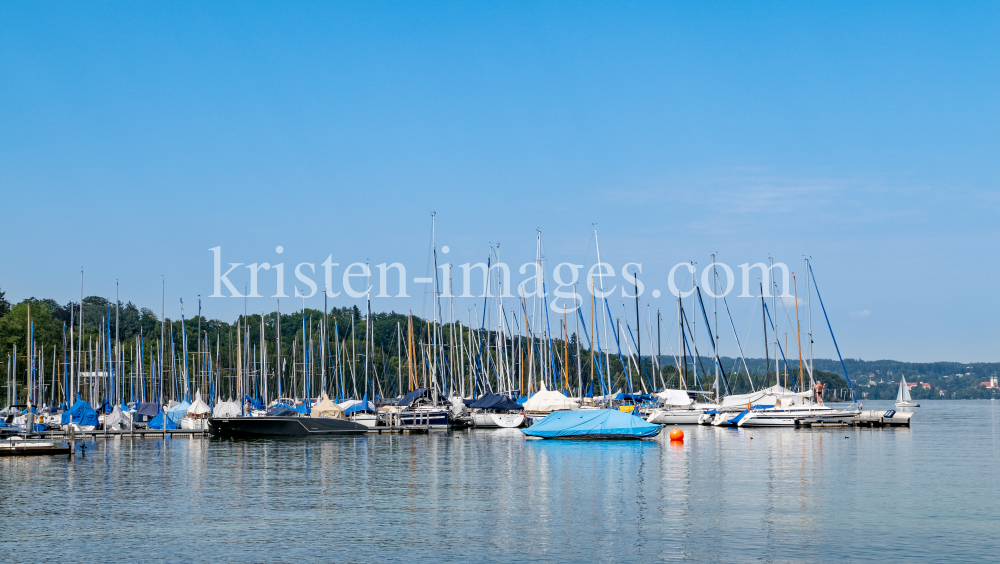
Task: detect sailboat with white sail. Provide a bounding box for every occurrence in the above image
[895,375,919,408]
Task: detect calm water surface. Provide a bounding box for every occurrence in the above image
[2,400,998,563]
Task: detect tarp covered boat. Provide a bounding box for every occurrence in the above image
[60,396,99,428]
[148,411,179,430]
[522,409,663,439]
[522,386,579,413]
[212,399,242,418]
[469,393,523,411]
[167,401,191,424]
[311,393,346,419]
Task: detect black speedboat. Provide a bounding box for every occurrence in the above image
[208,416,369,438]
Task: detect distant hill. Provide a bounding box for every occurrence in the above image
[657,355,999,400]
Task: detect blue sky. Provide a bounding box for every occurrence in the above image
[1,2,998,362]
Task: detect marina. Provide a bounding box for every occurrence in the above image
[2,2,995,561]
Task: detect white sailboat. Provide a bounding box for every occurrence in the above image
[895,375,919,408]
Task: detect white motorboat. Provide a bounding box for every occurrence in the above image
[701,386,860,427]
[645,389,715,425]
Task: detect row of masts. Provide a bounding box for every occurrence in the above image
[4,225,852,409]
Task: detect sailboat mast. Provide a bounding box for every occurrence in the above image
[69,281,75,401]
[634,276,640,391]
[159,276,164,405]
[656,310,662,390]
[594,230,613,400]
[760,283,769,386]
[678,297,685,389]
[78,270,83,402]
[793,273,805,392]
[805,257,814,383]
[712,254,719,393]
[431,212,439,399]
[770,257,778,388]
[690,261,696,390]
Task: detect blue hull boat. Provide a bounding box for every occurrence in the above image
[521,409,663,440]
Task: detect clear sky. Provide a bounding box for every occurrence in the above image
[1,2,998,363]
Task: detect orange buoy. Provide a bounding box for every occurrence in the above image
[669,428,684,441]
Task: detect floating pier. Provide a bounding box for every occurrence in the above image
[851,409,914,427]
[0,440,73,457]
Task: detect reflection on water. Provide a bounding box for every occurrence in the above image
[1,401,997,562]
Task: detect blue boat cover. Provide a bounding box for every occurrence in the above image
[469,393,522,411]
[167,401,190,424]
[620,393,655,402]
[135,402,161,417]
[396,388,430,407]
[521,409,662,439]
[148,412,179,429]
[60,396,99,427]
[266,405,298,417]
[245,395,265,411]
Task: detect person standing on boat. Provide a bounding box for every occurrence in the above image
[814,381,825,405]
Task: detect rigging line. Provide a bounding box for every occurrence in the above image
[600,297,633,394]
[721,292,755,392]
[679,304,711,391]
[737,293,758,376]
[678,314,704,391]
[619,304,654,392]
[658,308,680,376]
[808,263,856,402]
[763,303,789,367]
[696,287,731,396]
[643,305,659,390]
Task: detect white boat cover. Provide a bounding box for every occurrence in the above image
[523,385,580,412]
[312,393,346,419]
[212,399,242,418]
[656,389,694,407]
[338,399,376,412]
[449,395,467,417]
[187,391,211,416]
[105,405,133,430]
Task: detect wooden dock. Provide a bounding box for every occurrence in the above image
[366,425,430,434]
[5,425,436,440]
[3,429,211,440]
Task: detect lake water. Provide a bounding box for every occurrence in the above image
[2,400,998,563]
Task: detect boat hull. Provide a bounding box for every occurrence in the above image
[395,409,450,429]
[646,409,704,425]
[181,417,209,430]
[349,413,378,428]
[472,412,525,428]
[0,441,72,456]
[208,416,368,438]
